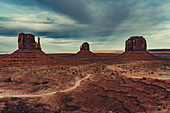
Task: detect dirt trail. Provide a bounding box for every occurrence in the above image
[107,65,170,80]
[127,76,170,80]
[0,74,91,98]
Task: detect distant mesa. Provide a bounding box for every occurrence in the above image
[118,36,159,60]
[0,33,57,67]
[125,36,146,51]
[74,42,98,58]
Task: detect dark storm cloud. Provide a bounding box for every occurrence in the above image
[36,0,132,24]
[36,0,92,24]
[34,0,136,37]
[34,0,169,40]
[0,17,11,21]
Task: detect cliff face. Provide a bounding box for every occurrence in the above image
[125,36,146,51]
[18,33,41,50]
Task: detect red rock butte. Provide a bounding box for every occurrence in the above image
[18,33,41,50]
[80,42,90,51]
[118,36,159,60]
[125,36,147,51]
[74,42,98,58]
[0,33,57,67]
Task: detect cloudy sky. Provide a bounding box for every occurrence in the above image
[0,0,170,53]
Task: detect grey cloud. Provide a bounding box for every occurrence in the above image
[2,0,168,39]
[34,0,137,37]
[0,17,11,21]
[37,0,169,41]
[37,0,91,24]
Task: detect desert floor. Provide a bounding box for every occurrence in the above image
[0,52,169,112]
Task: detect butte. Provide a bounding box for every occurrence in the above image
[117,36,159,60]
[74,42,98,58]
[0,33,57,67]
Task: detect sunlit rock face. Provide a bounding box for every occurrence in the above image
[125,36,147,51]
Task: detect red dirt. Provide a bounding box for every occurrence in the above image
[60,74,170,112]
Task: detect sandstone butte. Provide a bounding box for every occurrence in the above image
[0,33,57,67]
[118,36,160,60]
[74,42,98,58]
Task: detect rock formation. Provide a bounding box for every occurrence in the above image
[0,33,57,67]
[118,36,159,60]
[80,42,90,51]
[74,42,98,58]
[18,33,41,50]
[125,36,146,51]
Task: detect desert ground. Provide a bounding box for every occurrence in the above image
[0,51,169,113]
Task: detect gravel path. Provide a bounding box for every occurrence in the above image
[0,74,92,98]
